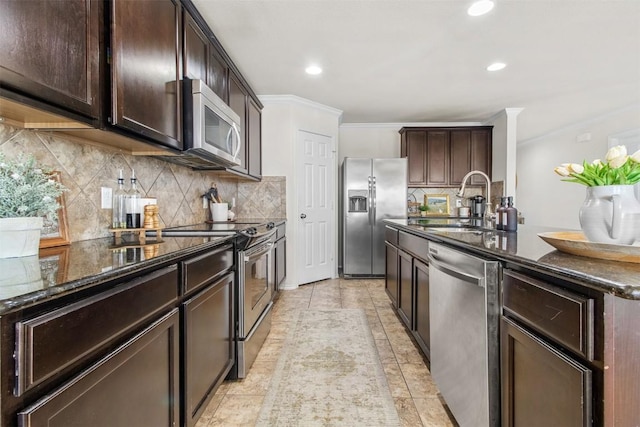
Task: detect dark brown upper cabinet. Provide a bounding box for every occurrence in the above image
[208,47,229,104]
[450,128,492,186]
[0,0,101,121]
[110,0,183,150]
[182,9,229,103]
[247,97,262,179]
[228,72,248,175]
[400,126,492,188]
[183,12,209,84]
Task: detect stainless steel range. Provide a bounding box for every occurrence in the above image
[153,220,277,378]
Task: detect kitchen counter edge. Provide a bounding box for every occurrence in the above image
[385,219,640,300]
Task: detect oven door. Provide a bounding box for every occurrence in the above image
[238,241,274,338]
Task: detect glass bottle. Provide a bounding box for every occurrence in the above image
[504,196,518,232]
[112,169,127,229]
[496,197,507,231]
[126,170,141,228]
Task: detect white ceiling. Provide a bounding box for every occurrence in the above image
[192,0,640,142]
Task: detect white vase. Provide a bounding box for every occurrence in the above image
[0,217,44,258]
[579,185,640,245]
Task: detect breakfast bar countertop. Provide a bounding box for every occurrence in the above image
[385,219,640,300]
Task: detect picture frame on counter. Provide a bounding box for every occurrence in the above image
[39,172,70,248]
[424,194,450,215]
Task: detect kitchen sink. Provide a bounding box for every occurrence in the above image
[425,227,485,233]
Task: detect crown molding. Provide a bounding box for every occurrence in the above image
[339,121,485,129]
[258,95,343,118]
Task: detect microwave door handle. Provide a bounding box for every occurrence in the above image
[231,123,241,160]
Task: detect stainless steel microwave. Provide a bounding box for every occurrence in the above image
[183,79,241,167]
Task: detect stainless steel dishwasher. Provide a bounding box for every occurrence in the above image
[428,242,501,427]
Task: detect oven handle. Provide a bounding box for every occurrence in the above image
[244,243,274,262]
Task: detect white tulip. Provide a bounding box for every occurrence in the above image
[609,155,628,169]
[592,159,603,166]
[630,150,640,163]
[554,166,570,177]
[567,163,584,174]
[605,145,627,162]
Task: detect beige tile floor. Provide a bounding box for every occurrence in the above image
[195,278,457,427]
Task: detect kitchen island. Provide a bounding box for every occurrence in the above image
[384,219,640,426]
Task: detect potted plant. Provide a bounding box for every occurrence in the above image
[0,154,67,258]
[419,204,429,217]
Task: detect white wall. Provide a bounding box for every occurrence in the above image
[260,95,342,289]
[338,125,401,162]
[516,104,640,229]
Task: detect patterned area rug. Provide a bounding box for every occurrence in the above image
[256,309,401,426]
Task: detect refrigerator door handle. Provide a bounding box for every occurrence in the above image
[372,176,377,225]
[368,176,373,225]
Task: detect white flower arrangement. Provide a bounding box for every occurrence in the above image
[0,154,67,219]
[554,145,640,186]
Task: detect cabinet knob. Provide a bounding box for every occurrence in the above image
[300,213,307,219]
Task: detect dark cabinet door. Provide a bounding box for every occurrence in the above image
[183,12,208,83]
[501,317,592,427]
[248,97,262,179]
[448,128,493,186]
[449,130,472,186]
[0,0,101,119]
[18,310,180,427]
[397,249,413,329]
[183,273,234,427]
[404,130,428,186]
[208,47,229,103]
[111,0,182,150]
[426,130,449,186]
[413,258,430,360]
[385,243,399,307]
[228,72,248,174]
[469,128,492,186]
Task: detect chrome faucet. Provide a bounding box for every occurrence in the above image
[457,170,493,228]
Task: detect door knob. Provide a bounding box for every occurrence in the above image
[300,213,307,219]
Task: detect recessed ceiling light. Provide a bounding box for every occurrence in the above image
[305,65,323,75]
[468,0,495,16]
[487,62,506,71]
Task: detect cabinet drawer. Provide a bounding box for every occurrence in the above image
[18,309,180,426]
[502,270,594,360]
[15,265,179,396]
[183,244,233,294]
[398,230,428,260]
[385,226,399,246]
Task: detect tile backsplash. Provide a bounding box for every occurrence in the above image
[0,124,286,242]
[408,181,504,216]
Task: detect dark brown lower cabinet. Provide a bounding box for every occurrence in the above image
[413,258,430,360]
[384,242,398,307]
[397,249,413,329]
[18,309,180,427]
[501,317,592,427]
[183,272,234,427]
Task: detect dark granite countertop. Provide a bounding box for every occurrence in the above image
[0,234,235,315]
[0,218,287,315]
[386,219,640,300]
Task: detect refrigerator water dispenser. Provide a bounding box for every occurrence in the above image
[348,190,368,212]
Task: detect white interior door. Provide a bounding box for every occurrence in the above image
[297,130,335,285]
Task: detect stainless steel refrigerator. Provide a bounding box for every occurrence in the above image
[343,157,408,276]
